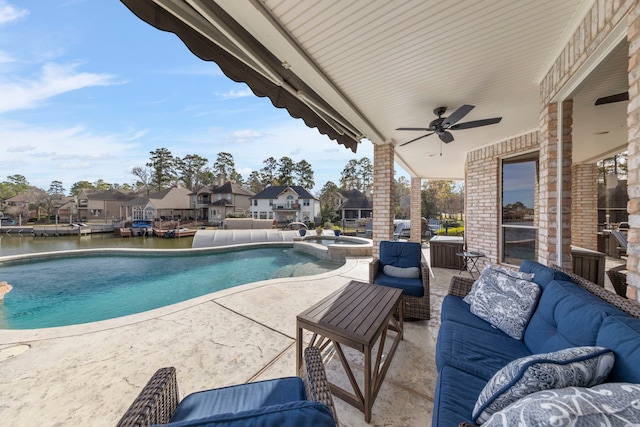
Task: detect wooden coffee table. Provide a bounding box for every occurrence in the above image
[296,280,403,422]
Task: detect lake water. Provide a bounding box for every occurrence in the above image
[0,233,193,257]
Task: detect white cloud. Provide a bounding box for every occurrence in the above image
[231,129,264,140]
[0,62,118,113]
[219,88,253,99]
[0,1,28,25]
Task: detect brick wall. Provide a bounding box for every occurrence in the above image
[572,163,598,251]
[626,1,640,300]
[410,177,422,243]
[372,143,395,258]
[465,132,539,267]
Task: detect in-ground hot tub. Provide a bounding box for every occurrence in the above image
[294,234,372,260]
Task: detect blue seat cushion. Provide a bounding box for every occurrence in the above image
[379,241,422,269]
[441,295,503,334]
[436,320,531,380]
[432,365,487,427]
[524,280,625,354]
[373,273,423,297]
[597,315,640,383]
[162,401,334,427]
[170,377,306,423]
[519,260,571,289]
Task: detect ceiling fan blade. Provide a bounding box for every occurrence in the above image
[400,132,434,146]
[442,104,474,127]
[396,127,432,131]
[439,131,454,143]
[595,92,629,105]
[450,117,502,130]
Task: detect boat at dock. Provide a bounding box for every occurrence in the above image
[152,227,197,238]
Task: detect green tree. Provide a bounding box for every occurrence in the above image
[395,175,411,218]
[0,174,30,200]
[70,180,95,195]
[212,152,237,183]
[93,179,111,191]
[260,157,277,187]
[294,159,315,189]
[176,154,209,191]
[276,156,295,186]
[339,157,373,191]
[246,171,264,193]
[146,148,176,192]
[319,181,340,223]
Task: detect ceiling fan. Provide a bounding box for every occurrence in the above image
[595,92,629,105]
[397,105,502,146]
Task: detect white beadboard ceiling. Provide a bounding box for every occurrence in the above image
[212,0,627,179]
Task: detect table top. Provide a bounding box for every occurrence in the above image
[457,251,484,257]
[297,280,402,348]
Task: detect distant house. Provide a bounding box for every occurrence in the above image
[193,181,255,225]
[122,185,193,222]
[250,185,320,225]
[77,188,137,221]
[336,189,373,221]
[2,193,32,219]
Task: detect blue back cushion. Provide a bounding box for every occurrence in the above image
[170,377,306,423]
[597,315,640,383]
[524,281,625,354]
[163,401,334,427]
[519,260,571,289]
[379,241,422,269]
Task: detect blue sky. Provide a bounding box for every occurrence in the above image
[0,1,380,195]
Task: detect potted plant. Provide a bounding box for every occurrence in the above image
[316,226,323,236]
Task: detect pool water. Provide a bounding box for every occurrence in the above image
[0,248,342,329]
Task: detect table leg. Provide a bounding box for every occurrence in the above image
[364,343,372,423]
[296,321,303,371]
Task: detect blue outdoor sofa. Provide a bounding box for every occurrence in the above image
[432,260,640,426]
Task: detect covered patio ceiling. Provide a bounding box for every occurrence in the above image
[122,0,628,180]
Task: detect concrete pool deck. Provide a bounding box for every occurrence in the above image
[0,249,625,426]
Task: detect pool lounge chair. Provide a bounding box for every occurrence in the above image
[116,346,337,426]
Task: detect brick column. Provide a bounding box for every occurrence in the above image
[626,4,640,301]
[571,164,598,251]
[372,143,395,258]
[538,101,572,268]
[410,177,422,243]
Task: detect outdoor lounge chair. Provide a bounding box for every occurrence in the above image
[610,229,628,258]
[369,240,430,320]
[116,346,337,427]
[606,265,628,298]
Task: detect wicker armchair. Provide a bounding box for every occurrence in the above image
[369,241,430,320]
[606,266,628,298]
[116,346,337,427]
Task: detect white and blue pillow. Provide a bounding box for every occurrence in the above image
[482,382,640,426]
[463,265,540,340]
[473,346,615,424]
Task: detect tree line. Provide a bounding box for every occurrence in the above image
[0,148,463,224]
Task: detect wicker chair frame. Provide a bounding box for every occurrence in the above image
[116,346,337,427]
[606,266,628,298]
[369,252,431,320]
[445,267,640,427]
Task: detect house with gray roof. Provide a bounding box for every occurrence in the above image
[336,189,373,221]
[193,181,255,226]
[250,185,320,226]
[121,185,193,222]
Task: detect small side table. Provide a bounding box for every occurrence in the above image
[456,251,485,278]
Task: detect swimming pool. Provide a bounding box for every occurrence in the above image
[0,247,342,329]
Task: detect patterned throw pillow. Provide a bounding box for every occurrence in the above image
[463,266,540,339]
[482,383,640,426]
[473,346,615,424]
